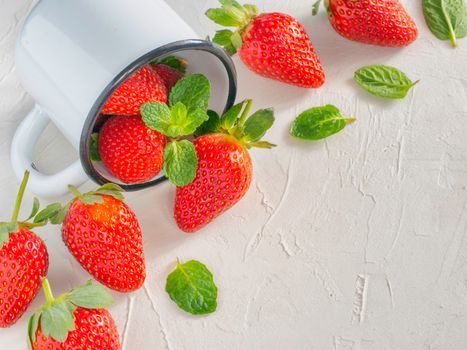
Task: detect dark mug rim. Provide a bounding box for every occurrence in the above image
[79,39,237,191]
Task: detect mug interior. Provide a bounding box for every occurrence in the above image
[80,39,237,190]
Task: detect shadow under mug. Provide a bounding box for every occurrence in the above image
[11,0,237,198]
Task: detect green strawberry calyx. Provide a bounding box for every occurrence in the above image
[197,99,276,150]
[32,183,126,227]
[27,278,114,349]
[312,0,330,16]
[0,171,53,248]
[206,0,259,54]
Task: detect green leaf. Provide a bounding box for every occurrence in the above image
[290,105,355,141]
[142,101,208,138]
[312,0,322,15]
[49,202,71,225]
[152,56,187,73]
[80,195,104,205]
[230,31,243,51]
[354,65,418,99]
[247,140,277,149]
[163,140,198,187]
[212,30,237,54]
[94,183,125,201]
[67,280,114,309]
[195,110,221,137]
[423,0,467,47]
[166,260,218,315]
[26,197,40,221]
[242,108,275,142]
[169,74,211,114]
[141,102,172,133]
[40,299,76,342]
[205,8,246,27]
[34,203,62,224]
[222,101,245,130]
[27,311,42,350]
[244,4,259,16]
[90,133,101,161]
[0,222,19,247]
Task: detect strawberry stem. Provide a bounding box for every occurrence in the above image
[41,278,55,303]
[11,170,30,223]
[68,185,82,198]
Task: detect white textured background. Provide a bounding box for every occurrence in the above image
[1,1,467,349]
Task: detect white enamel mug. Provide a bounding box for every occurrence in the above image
[12,0,237,197]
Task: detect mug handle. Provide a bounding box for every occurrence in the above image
[10,105,89,198]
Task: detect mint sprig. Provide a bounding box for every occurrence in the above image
[141,74,212,187]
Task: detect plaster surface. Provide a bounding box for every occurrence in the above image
[1,1,467,349]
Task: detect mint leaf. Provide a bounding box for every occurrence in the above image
[166,260,218,315]
[142,102,208,138]
[163,140,198,186]
[354,65,418,99]
[290,105,355,141]
[169,74,211,114]
[90,133,101,161]
[195,110,221,137]
[423,0,467,47]
[67,280,114,309]
[141,102,172,133]
[40,299,76,342]
[242,108,275,142]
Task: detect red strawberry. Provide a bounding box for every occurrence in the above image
[29,279,121,349]
[98,115,167,184]
[102,66,167,115]
[0,171,48,328]
[175,100,275,232]
[60,185,146,292]
[317,0,418,47]
[153,64,184,91]
[207,1,325,88]
[150,56,187,92]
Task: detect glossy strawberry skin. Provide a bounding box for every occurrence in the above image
[99,115,167,184]
[327,0,418,47]
[175,134,252,232]
[32,307,121,350]
[101,66,167,115]
[239,13,325,88]
[151,64,184,92]
[62,195,145,292]
[0,228,48,328]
